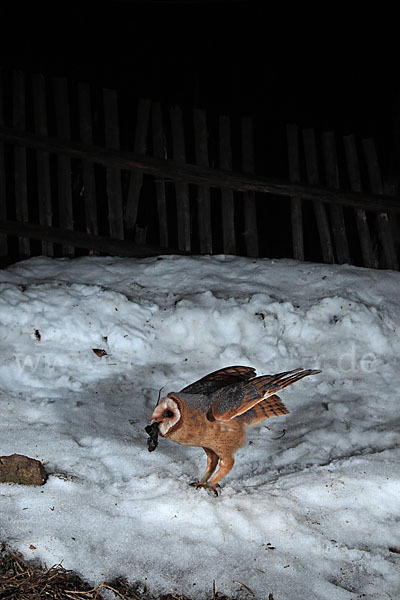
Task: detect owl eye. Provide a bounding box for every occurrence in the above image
[164,409,174,418]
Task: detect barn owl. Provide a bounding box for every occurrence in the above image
[147,365,321,495]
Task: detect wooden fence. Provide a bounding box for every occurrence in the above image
[0,68,399,269]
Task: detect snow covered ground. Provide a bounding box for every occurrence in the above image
[0,254,399,600]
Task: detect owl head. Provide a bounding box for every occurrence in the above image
[151,394,182,436]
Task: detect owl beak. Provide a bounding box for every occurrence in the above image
[150,402,165,424]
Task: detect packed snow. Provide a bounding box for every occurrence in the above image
[0,254,399,600]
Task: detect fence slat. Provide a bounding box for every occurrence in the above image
[53,77,74,256]
[286,123,304,261]
[385,119,400,255]
[32,73,53,256]
[387,107,400,197]
[0,69,7,258]
[170,106,191,252]
[302,128,334,264]
[78,82,98,242]
[343,134,377,269]
[194,108,212,254]
[151,102,168,247]
[219,115,236,254]
[13,71,30,257]
[125,98,151,234]
[241,116,258,257]
[103,88,124,240]
[322,131,350,264]
[363,138,398,270]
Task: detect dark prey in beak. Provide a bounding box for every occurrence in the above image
[145,421,159,452]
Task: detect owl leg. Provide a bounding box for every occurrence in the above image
[207,455,234,489]
[190,448,218,490]
[200,447,219,482]
[192,453,235,496]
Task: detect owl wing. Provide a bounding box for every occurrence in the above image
[210,368,321,421]
[236,394,290,426]
[180,365,256,395]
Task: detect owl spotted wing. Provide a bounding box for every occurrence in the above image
[180,365,256,395]
[236,394,290,426]
[211,368,321,421]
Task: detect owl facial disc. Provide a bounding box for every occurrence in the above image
[151,397,181,435]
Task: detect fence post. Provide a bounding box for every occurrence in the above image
[125,98,151,235]
[343,134,377,269]
[322,131,350,264]
[13,70,30,258]
[151,102,168,247]
[32,73,53,257]
[78,82,98,243]
[385,112,400,257]
[194,108,212,254]
[241,116,258,257]
[302,128,334,264]
[363,138,398,270]
[53,77,74,256]
[219,115,236,255]
[170,106,191,252]
[0,69,7,259]
[286,123,304,261]
[103,88,124,240]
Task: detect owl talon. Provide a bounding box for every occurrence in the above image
[190,481,219,496]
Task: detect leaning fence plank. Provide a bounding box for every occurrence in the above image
[151,102,168,247]
[2,126,399,213]
[0,69,7,257]
[170,105,191,252]
[32,73,53,256]
[78,82,98,242]
[286,123,304,261]
[343,134,377,269]
[362,138,398,270]
[53,77,74,256]
[193,108,212,254]
[0,219,183,258]
[241,116,258,257]
[125,98,151,233]
[322,131,350,264]
[13,70,30,257]
[103,88,124,240]
[219,115,236,254]
[302,128,334,264]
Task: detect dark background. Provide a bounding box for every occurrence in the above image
[0,1,399,262]
[2,1,398,145]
